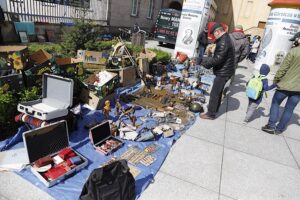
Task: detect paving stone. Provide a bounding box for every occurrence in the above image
[285,138,300,168]
[225,122,298,168]
[160,135,223,192]
[0,172,54,200]
[186,117,225,145]
[221,148,300,200]
[140,172,218,200]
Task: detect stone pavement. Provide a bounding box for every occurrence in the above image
[140,60,300,200]
[1,59,300,200]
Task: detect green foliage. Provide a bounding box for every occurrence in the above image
[60,17,98,57]
[85,40,118,52]
[126,44,143,56]
[28,43,62,55]
[148,48,171,63]
[19,86,41,102]
[0,87,18,140]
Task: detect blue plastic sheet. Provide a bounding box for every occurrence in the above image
[0,105,195,200]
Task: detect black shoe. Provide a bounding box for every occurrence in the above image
[261,125,275,134]
[274,129,283,135]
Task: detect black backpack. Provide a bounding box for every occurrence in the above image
[80,160,135,200]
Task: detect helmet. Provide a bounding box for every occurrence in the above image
[189,102,204,113]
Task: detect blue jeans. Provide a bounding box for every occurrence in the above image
[197,46,205,65]
[268,90,300,131]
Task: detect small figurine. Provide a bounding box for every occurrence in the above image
[115,98,122,116]
[130,114,137,127]
[102,100,111,119]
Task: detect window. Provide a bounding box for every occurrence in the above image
[147,0,154,19]
[131,0,138,16]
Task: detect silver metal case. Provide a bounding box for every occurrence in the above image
[22,120,88,187]
[18,74,74,120]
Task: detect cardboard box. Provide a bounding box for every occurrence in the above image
[0,73,24,92]
[56,57,84,77]
[80,88,115,110]
[18,74,74,120]
[77,50,109,65]
[83,71,119,98]
[23,120,88,187]
[25,50,55,76]
[112,66,137,87]
[138,58,149,75]
[0,45,28,72]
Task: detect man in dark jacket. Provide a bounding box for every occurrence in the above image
[223,25,250,95]
[200,23,235,119]
[230,25,250,66]
[197,28,208,65]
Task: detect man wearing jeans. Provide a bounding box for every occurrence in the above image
[262,32,300,134]
[200,23,235,120]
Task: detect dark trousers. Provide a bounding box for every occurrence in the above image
[268,90,300,131]
[207,76,230,116]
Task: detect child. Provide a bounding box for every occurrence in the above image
[244,64,276,123]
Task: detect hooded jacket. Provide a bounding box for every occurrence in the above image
[249,64,276,104]
[229,31,250,64]
[201,32,235,77]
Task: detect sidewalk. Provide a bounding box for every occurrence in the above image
[140,60,300,200]
[1,60,299,200]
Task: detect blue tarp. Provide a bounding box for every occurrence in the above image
[0,105,195,200]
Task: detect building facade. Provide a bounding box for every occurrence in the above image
[108,0,164,31]
[215,0,271,33]
[0,0,108,25]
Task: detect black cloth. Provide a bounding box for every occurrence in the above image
[207,76,230,116]
[80,160,135,200]
[201,32,235,77]
[198,31,208,48]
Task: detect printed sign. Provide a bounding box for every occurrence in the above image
[255,8,300,73]
[174,0,211,58]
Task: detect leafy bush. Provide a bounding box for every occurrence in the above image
[19,86,41,102]
[28,43,62,55]
[0,87,19,140]
[60,17,98,57]
[148,48,171,63]
[85,40,118,52]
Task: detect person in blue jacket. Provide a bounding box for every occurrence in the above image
[244,64,276,123]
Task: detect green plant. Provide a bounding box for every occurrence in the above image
[147,48,171,63]
[60,16,98,57]
[28,43,63,55]
[85,40,118,52]
[0,87,19,140]
[19,86,41,102]
[126,44,143,56]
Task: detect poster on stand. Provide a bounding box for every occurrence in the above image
[174,0,211,58]
[255,8,300,73]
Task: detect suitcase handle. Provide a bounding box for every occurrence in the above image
[25,108,35,115]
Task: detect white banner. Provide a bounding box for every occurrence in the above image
[174,0,211,58]
[255,8,300,73]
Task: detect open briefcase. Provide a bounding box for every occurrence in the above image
[17,74,74,120]
[23,120,88,187]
